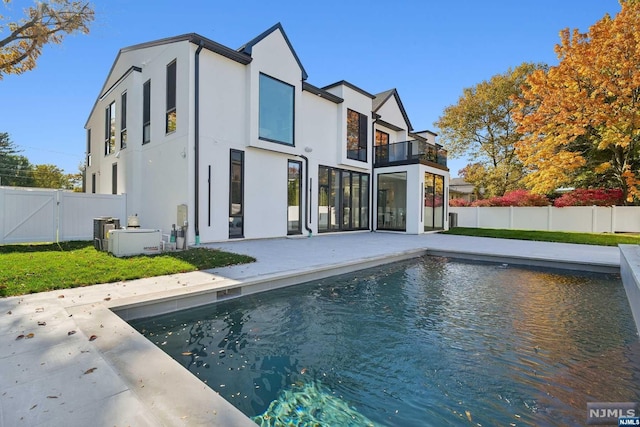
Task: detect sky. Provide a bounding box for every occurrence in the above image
[0,0,623,178]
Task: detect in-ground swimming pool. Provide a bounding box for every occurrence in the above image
[131,257,640,426]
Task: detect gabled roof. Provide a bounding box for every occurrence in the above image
[373,88,413,132]
[322,80,375,99]
[238,22,308,81]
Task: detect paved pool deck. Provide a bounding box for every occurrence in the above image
[0,233,623,426]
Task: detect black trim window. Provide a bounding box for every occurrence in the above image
[91,173,96,194]
[229,150,244,238]
[104,102,115,156]
[86,129,92,167]
[318,165,369,232]
[120,91,127,149]
[112,163,117,195]
[166,60,177,133]
[259,73,294,145]
[347,109,367,161]
[374,129,389,163]
[287,160,302,235]
[143,79,151,144]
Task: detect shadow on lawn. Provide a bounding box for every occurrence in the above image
[0,241,92,254]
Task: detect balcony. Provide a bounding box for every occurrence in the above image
[374,140,447,169]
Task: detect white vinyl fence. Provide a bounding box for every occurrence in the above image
[0,187,126,244]
[449,205,640,233]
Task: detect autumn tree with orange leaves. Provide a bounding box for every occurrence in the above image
[515,1,640,203]
[0,0,93,79]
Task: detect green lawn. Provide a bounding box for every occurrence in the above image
[0,241,255,297]
[443,227,640,246]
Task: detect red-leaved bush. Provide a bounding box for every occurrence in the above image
[553,188,624,207]
[459,190,550,207]
[449,198,471,207]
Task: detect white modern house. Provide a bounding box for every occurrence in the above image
[84,23,449,244]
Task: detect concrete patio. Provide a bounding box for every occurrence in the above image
[0,233,625,426]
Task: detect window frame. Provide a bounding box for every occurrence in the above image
[229,149,245,238]
[347,109,368,162]
[287,160,303,235]
[120,91,127,149]
[258,73,295,146]
[104,101,116,156]
[166,60,177,134]
[143,79,151,144]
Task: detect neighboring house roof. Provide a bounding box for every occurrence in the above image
[449,178,475,194]
[372,88,413,132]
[322,80,375,99]
[238,22,308,81]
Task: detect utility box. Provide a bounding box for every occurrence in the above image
[177,204,188,227]
[448,212,458,228]
[93,217,120,250]
[107,229,161,257]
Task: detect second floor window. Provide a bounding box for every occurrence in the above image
[347,109,367,162]
[259,73,294,146]
[143,79,151,144]
[105,101,115,156]
[120,91,127,149]
[166,60,177,133]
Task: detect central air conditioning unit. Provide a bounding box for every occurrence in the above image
[107,229,161,257]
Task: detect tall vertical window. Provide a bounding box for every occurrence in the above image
[86,129,92,167]
[104,102,115,155]
[347,109,367,161]
[287,160,302,235]
[259,73,294,145]
[229,150,244,238]
[112,163,117,195]
[120,92,127,149]
[91,173,96,194]
[166,60,177,133]
[374,129,389,163]
[143,79,151,144]
[424,172,445,231]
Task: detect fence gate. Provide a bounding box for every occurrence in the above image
[0,189,57,244]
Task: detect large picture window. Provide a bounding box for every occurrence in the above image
[259,73,294,145]
[166,60,177,133]
[347,109,367,162]
[377,172,407,231]
[318,165,369,232]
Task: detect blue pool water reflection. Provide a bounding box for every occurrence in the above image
[131,257,640,426]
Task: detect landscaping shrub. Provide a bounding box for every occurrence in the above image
[553,188,624,207]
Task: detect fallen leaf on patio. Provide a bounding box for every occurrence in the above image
[67,330,76,336]
[30,404,37,410]
[37,321,46,326]
[7,311,11,315]
[181,352,193,356]
[35,308,44,313]
[46,396,58,399]
[83,367,97,375]
[26,333,34,339]
[16,334,24,340]
[58,295,64,299]
[103,297,111,301]
[89,335,97,341]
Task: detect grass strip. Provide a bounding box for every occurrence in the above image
[442,227,640,246]
[0,241,255,297]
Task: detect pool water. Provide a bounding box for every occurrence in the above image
[131,257,640,426]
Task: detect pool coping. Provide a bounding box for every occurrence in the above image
[0,236,631,427]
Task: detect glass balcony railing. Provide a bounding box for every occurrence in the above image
[374,140,447,168]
